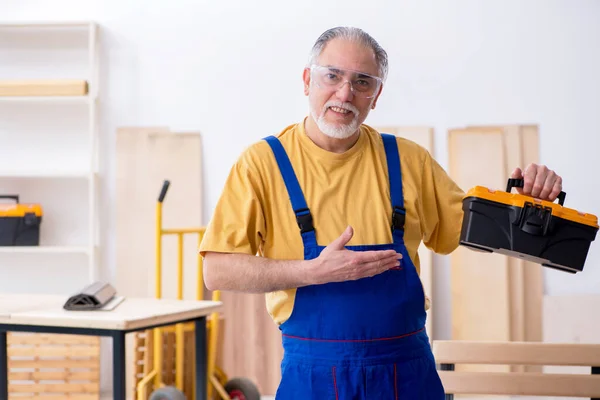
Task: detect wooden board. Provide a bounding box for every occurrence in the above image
[218,292,284,396]
[519,126,544,346]
[0,293,65,320]
[467,125,543,347]
[449,125,543,381]
[115,126,169,299]
[116,127,205,399]
[7,332,100,399]
[0,79,88,96]
[448,128,512,374]
[7,297,221,330]
[438,370,600,398]
[498,126,526,346]
[377,125,434,151]
[376,126,435,339]
[499,126,529,375]
[115,127,204,300]
[435,336,600,398]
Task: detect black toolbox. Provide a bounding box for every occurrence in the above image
[0,195,42,246]
[460,179,598,273]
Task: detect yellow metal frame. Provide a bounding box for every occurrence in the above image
[135,180,231,400]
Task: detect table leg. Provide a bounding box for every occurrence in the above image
[112,331,126,400]
[0,330,7,400]
[440,363,454,400]
[195,317,207,400]
[592,366,600,400]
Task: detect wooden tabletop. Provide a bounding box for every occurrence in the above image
[0,294,66,321]
[0,294,222,331]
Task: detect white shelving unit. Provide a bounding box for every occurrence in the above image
[0,21,100,291]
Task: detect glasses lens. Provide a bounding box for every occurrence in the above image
[313,66,380,98]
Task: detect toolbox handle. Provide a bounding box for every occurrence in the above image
[506,178,566,206]
[0,195,19,203]
[158,180,170,203]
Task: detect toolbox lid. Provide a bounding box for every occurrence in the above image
[0,203,43,217]
[465,186,598,228]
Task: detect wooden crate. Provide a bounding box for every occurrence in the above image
[132,326,196,400]
[133,316,226,400]
[7,332,100,400]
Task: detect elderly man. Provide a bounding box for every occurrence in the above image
[200,27,562,399]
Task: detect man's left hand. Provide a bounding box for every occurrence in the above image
[511,163,563,202]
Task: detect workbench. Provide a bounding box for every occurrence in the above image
[0,293,222,400]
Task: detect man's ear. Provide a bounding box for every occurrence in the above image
[370,84,384,109]
[302,68,311,96]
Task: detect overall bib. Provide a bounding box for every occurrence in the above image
[264,133,445,399]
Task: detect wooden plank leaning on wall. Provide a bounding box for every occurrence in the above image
[448,125,543,374]
[116,127,204,301]
[218,290,283,395]
[116,127,204,398]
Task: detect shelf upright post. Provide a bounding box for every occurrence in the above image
[87,21,99,283]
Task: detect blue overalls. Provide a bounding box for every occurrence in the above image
[264,133,446,399]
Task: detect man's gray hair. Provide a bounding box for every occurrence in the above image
[308,26,389,82]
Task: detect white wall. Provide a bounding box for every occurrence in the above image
[3,0,599,342]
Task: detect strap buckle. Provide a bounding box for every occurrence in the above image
[392,206,406,231]
[295,208,314,234]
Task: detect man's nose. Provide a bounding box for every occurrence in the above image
[336,81,354,102]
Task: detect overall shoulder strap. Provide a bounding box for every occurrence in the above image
[263,136,317,246]
[380,133,406,238]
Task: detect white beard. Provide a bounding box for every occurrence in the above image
[310,99,361,139]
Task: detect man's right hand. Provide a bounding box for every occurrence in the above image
[306,225,402,285]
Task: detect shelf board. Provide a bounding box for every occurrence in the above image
[0,21,94,28]
[0,171,93,179]
[0,95,90,104]
[0,246,89,254]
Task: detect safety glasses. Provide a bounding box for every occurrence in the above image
[310,64,383,99]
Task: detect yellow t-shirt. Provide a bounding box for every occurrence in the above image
[199,119,465,325]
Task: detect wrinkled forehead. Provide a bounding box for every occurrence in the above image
[316,38,380,77]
